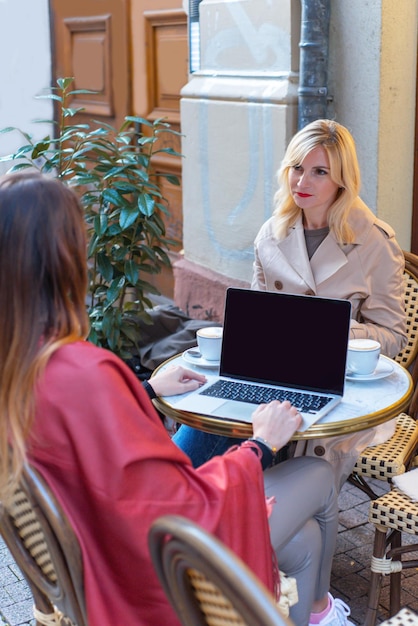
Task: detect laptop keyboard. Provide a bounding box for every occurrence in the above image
[199,380,333,414]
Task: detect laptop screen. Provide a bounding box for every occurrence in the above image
[220,288,351,396]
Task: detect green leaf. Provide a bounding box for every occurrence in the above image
[63,107,84,117]
[97,251,113,282]
[36,93,63,102]
[155,146,182,157]
[87,326,99,346]
[7,163,36,173]
[108,223,122,236]
[120,206,140,230]
[94,213,108,237]
[105,276,126,307]
[31,140,51,159]
[124,260,139,285]
[111,246,129,261]
[14,145,34,158]
[0,126,19,134]
[0,154,16,163]
[57,77,75,90]
[165,174,180,186]
[124,115,154,128]
[138,194,155,217]
[102,188,125,207]
[67,89,99,96]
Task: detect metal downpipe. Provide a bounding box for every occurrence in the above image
[298,0,331,129]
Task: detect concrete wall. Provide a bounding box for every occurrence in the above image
[0,0,52,175]
[176,0,300,317]
[175,0,418,320]
[328,0,417,250]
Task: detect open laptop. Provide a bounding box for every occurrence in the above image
[166,288,352,431]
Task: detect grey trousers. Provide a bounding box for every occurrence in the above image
[263,456,338,626]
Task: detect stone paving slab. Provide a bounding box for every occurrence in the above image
[0,477,417,625]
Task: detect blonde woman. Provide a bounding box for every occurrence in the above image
[251,119,407,487]
[253,118,406,357]
[0,171,353,626]
[175,119,407,489]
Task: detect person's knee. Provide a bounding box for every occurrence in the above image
[277,518,321,575]
[287,456,335,490]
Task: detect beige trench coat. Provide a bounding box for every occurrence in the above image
[251,198,407,489]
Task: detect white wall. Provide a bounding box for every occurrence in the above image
[0,0,53,175]
[328,0,418,249]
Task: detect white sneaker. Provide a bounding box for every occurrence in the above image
[309,593,355,626]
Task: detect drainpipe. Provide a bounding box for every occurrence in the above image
[298,0,331,130]
[189,0,204,73]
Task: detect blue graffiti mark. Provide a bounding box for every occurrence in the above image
[198,99,275,262]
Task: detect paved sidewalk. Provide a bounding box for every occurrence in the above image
[0,476,417,625]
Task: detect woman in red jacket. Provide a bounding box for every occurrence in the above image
[0,171,351,626]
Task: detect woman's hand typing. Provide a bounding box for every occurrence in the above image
[252,400,302,452]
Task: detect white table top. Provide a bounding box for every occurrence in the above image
[153,353,413,440]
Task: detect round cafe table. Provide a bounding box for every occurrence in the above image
[151,353,413,440]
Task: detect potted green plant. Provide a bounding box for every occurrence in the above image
[0,77,180,360]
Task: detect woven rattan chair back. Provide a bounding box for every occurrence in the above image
[365,486,418,626]
[394,251,418,374]
[380,608,418,626]
[0,464,87,626]
[148,514,294,626]
[349,251,418,500]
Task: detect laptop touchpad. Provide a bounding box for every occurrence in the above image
[211,400,254,423]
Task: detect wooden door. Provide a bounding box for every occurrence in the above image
[130,0,188,297]
[49,0,188,298]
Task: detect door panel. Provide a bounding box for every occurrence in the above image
[130,0,188,297]
[49,0,131,130]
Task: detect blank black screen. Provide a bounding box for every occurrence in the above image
[220,288,351,396]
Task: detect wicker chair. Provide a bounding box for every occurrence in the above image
[349,250,418,500]
[380,608,418,626]
[365,484,418,626]
[0,463,87,626]
[148,514,295,626]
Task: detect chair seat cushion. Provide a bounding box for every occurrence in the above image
[369,487,418,534]
[353,413,418,480]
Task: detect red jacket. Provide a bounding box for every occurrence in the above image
[28,341,275,626]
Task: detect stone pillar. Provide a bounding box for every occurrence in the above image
[175,0,299,320]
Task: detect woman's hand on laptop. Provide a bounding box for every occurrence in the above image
[252,401,302,451]
[148,366,207,397]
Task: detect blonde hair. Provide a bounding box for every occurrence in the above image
[273,119,361,243]
[0,172,89,502]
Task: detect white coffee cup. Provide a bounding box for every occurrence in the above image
[347,338,381,375]
[196,327,223,361]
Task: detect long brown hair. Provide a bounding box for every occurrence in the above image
[273,119,361,243]
[0,172,89,501]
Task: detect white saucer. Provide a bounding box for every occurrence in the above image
[346,357,394,381]
[182,348,220,369]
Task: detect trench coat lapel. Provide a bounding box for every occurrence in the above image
[277,219,349,291]
[277,223,316,291]
[310,235,348,285]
